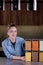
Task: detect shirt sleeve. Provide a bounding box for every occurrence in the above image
[2,42,13,59]
[21,39,25,56]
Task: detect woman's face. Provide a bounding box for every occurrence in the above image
[7,27,17,39]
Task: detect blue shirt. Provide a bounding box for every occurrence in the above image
[2,37,25,59]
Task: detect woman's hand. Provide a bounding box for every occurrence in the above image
[21,57,25,61]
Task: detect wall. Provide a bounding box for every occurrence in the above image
[0,0,43,25]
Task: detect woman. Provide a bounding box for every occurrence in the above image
[2,23,25,61]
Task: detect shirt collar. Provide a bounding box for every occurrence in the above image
[7,37,17,46]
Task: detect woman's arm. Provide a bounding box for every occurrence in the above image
[12,56,25,61]
[2,42,25,61]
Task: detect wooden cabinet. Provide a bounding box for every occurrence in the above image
[0,0,43,25]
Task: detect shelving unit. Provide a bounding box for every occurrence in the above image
[25,39,43,62]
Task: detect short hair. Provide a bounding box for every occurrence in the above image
[7,23,16,30]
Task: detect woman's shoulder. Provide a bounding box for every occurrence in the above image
[2,38,9,45]
[17,36,25,40]
[17,36,25,43]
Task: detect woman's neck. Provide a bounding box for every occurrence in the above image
[9,37,16,43]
